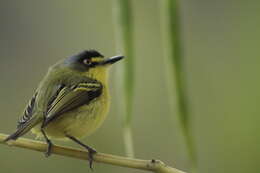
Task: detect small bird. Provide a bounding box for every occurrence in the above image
[5,50,124,168]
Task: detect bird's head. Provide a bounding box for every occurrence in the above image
[64,50,124,81]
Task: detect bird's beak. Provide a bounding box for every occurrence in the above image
[101,55,124,65]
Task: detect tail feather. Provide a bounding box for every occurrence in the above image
[4,116,42,142]
[4,128,25,142]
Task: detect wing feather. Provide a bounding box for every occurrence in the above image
[17,92,38,128]
[42,81,102,127]
[6,92,40,141]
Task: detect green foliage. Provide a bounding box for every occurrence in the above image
[113,0,135,157]
[159,0,197,172]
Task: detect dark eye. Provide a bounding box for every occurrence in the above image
[83,59,91,65]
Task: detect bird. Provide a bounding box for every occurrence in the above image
[4,50,124,169]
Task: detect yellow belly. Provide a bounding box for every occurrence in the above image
[31,90,109,140]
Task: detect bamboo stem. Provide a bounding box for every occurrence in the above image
[113,0,135,157]
[0,133,186,173]
[159,0,197,172]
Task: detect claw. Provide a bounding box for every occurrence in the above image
[66,134,97,170]
[44,139,53,157]
[88,148,97,170]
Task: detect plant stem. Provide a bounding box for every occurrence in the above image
[159,0,197,172]
[113,0,135,157]
[0,133,186,173]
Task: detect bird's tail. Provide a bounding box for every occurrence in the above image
[4,128,25,142]
[4,116,41,142]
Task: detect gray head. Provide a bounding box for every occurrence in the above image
[64,50,124,72]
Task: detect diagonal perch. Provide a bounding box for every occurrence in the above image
[0,133,186,173]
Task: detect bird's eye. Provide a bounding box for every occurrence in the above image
[83,59,91,65]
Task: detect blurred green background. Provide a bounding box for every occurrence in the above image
[0,0,259,173]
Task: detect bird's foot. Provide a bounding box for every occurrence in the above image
[87,148,97,170]
[45,139,53,157]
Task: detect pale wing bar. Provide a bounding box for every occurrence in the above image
[42,82,102,128]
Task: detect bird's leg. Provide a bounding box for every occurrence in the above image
[41,116,53,157]
[66,134,97,169]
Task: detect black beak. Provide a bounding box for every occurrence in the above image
[101,55,124,65]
